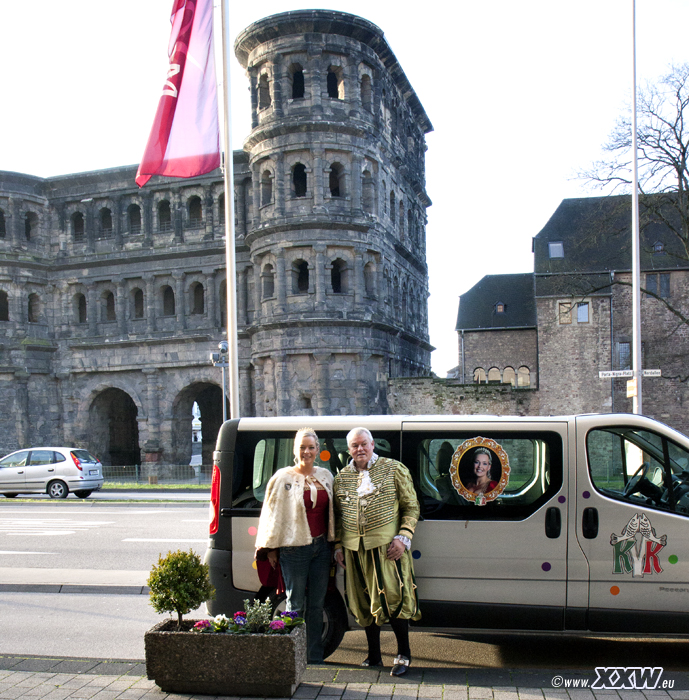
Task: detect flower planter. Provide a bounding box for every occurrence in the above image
[145,619,307,697]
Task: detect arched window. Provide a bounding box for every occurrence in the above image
[503,367,516,386]
[158,200,172,231]
[262,264,275,299]
[364,263,375,296]
[261,170,273,206]
[218,193,225,225]
[28,293,40,323]
[382,181,387,214]
[362,170,375,214]
[517,366,531,387]
[293,163,307,197]
[399,201,404,237]
[290,64,304,99]
[331,259,348,293]
[329,163,345,197]
[473,368,487,384]
[72,212,85,242]
[74,293,87,324]
[132,288,144,319]
[390,192,395,222]
[102,291,116,322]
[327,66,344,99]
[191,282,205,315]
[0,210,5,238]
[361,74,372,111]
[24,212,38,241]
[292,260,309,294]
[127,204,141,233]
[99,208,113,238]
[407,210,413,243]
[162,285,175,316]
[259,74,271,109]
[0,290,8,321]
[488,367,501,382]
[188,196,203,227]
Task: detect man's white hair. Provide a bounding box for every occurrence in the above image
[346,427,373,446]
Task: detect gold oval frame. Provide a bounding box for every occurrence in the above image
[449,436,510,505]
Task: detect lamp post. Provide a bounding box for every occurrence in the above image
[210,341,229,423]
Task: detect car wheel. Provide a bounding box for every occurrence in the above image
[48,480,69,499]
[74,490,93,499]
[3,493,19,498]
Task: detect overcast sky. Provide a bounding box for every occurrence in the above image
[2,1,689,375]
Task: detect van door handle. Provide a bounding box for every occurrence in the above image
[582,507,599,539]
[545,507,561,538]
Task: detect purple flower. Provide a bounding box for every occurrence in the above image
[234,616,246,626]
[193,620,211,631]
[233,612,246,620]
[280,610,299,619]
[269,620,286,631]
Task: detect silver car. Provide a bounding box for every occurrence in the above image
[0,447,104,499]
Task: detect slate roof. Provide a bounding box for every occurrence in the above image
[456,273,536,331]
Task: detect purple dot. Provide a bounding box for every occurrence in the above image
[582,491,591,499]
[412,550,421,560]
[558,496,566,504]
[542,562,552,572]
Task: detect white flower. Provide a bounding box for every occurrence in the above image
[357,471,376,497]
[214,614,230,624]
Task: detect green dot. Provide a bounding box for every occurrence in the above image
[668,555,679,565]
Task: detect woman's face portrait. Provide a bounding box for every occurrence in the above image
[473,453,491,479]
[298,436,318,466]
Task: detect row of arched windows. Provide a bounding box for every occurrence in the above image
[473,366,531,387]
[0,209,39,242]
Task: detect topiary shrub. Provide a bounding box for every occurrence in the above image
[147,549,215,630]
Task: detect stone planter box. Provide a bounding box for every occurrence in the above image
[145,619,307,697]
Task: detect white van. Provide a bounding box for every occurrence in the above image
[204,414,689,656]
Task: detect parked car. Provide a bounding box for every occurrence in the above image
[205,414,689,657]
[0,447,104,498]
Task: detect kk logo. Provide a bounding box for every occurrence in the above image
[610,513,667,578]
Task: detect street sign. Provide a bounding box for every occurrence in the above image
[599,369,662,379]
[643,369,662,377]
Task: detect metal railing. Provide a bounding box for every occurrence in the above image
[101,463,212,485]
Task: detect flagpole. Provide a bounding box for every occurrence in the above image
[219,0,240,419]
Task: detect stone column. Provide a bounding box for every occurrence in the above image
[251,163,261,228]
[237,266,248,326]
[271,56,284,118]
[312,150,324,208]
[353,245,365,306]
[252,357,265,417]
[172,189,183,243]
[313,352,331,416]
[249,70,259,129]
[239,362,252,417]
[309,51,323,113]
[85,205,95,252]
[113,196,123,247]
[252,258,262,322]
[87,284,98,336]
[206,270,217,328]
[142,193,153,247]
[174,273,186,330]
[145,276,157,333]
[274,353,290,415]
[275,153,285,217]
[351,154,363,215]
[314,244,326,310]
[204,187,214,238]
[263,356,276,416]
[355,353,370,414]
[275,248,287,313]
[116,278,127,336]
[8,197,20,247]
[14,371,30,446]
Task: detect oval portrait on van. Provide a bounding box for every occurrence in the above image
[449,437,510,505]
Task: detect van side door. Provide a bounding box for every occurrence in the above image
[575,414,689,634]
[401,421,568,631]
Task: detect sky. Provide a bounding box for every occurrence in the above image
[2,0,689,375]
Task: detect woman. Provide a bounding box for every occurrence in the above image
[254,427,335,663]
[464,447,498,494]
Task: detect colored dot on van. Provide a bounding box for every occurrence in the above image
[252,561,257,570]
[582,491,591,499]
[320,450,331,461]
[558,496,566,504]
[610,586,620,596]
[669,555,679,565]
[541,562,551,572]
[248,526,257,536]
[412,550,421,560]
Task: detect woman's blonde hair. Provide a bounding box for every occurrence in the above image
[293,427,320,463]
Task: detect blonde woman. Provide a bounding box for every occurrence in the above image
[255,428,335,663]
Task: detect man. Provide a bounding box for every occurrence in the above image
[334,427,420,676]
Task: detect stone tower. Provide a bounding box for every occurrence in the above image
[0,10,432,466]
[233,10,433,416]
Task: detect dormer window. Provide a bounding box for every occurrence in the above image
[495,302,505,314]
[548,241,564,258]
[653,240,665,255]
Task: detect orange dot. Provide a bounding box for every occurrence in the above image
[610,586,620,596]
[320,450,331,461]
[248,526,257,536]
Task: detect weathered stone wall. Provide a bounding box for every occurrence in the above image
[461,328,538,386]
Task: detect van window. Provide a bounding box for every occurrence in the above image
[587,427,689,515]
[403,431,563,521]
[232,431,398,509]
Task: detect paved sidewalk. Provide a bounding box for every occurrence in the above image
[2,655,689,700]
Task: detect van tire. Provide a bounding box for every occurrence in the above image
[74,490,93,499]
[48,480,69,499]
[265,588,348,659]
[4,493,18,498]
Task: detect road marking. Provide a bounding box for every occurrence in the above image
[0,551,53,555]
[0,519,114,537]
[122,538,207,543]
[182,519,209,523]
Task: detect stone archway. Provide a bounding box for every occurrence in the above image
[89,388,141,466]
[171,382,225,468]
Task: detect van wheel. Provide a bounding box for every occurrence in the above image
[48,481,68,499]
[74,490,93,499]
[266,588,348,660]
[4,493,18,498]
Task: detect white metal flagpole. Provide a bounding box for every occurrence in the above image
[218,0,240,419]
[631,0,643,414]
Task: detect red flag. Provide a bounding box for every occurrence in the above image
[136,0,220,188]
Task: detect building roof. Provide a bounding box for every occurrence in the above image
[456,273,535,331]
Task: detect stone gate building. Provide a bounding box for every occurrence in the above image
[0,10,433,466]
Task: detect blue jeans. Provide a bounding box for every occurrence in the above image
[279,535,331,663]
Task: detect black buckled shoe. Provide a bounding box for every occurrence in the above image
[361,657,383,667]
[390,655,410,676]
